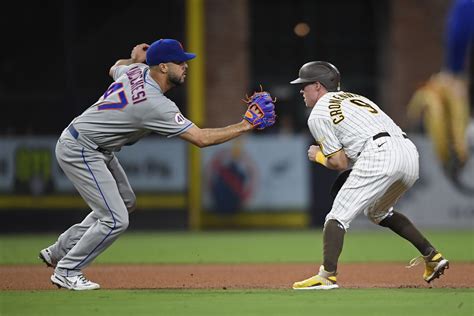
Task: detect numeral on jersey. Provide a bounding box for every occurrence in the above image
[349,98,378,114]
[98,82,129,110]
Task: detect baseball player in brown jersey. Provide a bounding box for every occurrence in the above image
[38,39,276,290]
[290,61,449,290]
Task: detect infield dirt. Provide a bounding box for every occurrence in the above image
[1,262,472,290]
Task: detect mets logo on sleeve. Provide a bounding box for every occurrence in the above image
[175,113,186,125]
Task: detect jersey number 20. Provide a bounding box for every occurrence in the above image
[98,82,128,110]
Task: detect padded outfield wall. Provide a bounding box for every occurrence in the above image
[0,133,472,232]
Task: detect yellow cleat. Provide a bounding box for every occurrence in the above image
[407,251,449,283]
[423,252,450,283]
[293,266,339,290]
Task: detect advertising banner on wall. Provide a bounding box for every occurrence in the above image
[3,134,471,228]
[0,137,187,195]
[115,139,187,191]
[0,138,65,194]
[201,135,311,214]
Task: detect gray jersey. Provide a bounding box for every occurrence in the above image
[308,91,405,160]
[48,63,195,278]
[62,63,194,152]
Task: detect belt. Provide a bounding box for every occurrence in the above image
[357,132,408,157]
[372,132,408,140]
[67,124,109,153]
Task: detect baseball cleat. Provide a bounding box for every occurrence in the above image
[423,253,449,283]
[50,273,100,291]
[39,248,57,268]
[293,266,339,290]
[407,251,449,283]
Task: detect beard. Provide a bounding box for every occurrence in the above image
[168,72,185,86]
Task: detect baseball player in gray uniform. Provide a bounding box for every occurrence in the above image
[38,39,276,290]
[290,61,449,290]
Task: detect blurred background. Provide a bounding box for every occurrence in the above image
[0,0,472,233]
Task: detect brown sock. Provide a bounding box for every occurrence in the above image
[379,211,435,256]
[322,219,346,273]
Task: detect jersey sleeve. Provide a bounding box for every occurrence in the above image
[307,117,343,157]
[111,64,144,81]
[143,99,194,137]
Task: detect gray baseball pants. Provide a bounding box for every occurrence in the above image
[50,136,135,277]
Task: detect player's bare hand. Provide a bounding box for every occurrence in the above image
[131,43,149,63]
[307,145,321,162]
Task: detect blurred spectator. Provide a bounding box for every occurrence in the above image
[407,0,473,187]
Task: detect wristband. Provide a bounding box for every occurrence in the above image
[315,151,327,165]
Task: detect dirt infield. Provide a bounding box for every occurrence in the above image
[1,262,472,290]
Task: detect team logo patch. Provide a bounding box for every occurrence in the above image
[175,113,186,125]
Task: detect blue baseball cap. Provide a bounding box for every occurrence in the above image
[146,39,196,66]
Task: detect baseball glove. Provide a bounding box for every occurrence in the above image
[330,169,352,199]
[243,87,276,130]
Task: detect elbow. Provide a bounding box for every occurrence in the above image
[200,139,215,148]
[183,127,219,148]
[193,137,211,148]
[194,130,216,148]
[181,127,213,148]
[194,141,207,148]
[108,66,116,78]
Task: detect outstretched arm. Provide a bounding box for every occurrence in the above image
[179,120,253,148]
[180,89,276,147]
[109,43,149,78]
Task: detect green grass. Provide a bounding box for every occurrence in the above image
[1,289,473,316]
[0,230,472,265]
[1,230,473,316]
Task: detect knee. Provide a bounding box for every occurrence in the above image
[324,217,348,231]
[368,213,381,225]
[114,215,129,233]
[371,209,394,226]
